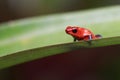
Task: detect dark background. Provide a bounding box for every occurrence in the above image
[0,0,120,23]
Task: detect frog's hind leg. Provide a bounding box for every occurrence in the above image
[95,34,102,39]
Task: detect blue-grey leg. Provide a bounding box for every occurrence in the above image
[73,37,77,42]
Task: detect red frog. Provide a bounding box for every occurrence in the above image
[65,26,102,42]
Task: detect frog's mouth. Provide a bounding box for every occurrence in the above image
[65,28,72,34]
[65,26,72,34]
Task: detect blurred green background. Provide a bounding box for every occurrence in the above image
[0,0,120,80]
[0,0,120,23]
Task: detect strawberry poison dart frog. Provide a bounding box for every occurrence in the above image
[65,26,102,42]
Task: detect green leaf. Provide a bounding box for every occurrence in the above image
[0,6,120,69]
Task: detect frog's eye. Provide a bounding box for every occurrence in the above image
[72,29,77,33]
